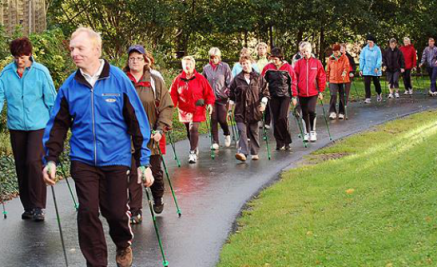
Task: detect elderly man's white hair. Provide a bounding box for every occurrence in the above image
[182,56,196,69]
[71,27,102,56]
[208,47,221,58]
[300,41,312,52]
[403,37,411,42]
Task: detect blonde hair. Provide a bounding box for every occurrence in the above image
[403,37,411,42]
[300,42,312,53]
[256,42,268,51]
[208,47,221,58]
[71,27,102,56]
[182,56,196,69]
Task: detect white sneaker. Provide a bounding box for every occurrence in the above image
[388,93,394,99]
[364,98,371,104]
[429,90,435,96]
[211,143,219,150]
[338,113,345,120]
[404,90,409,95]
[188,151,197,164]
[376,94,382,102]
[303,133,309,142]
[310,131,317,142]
[251,155,259,160]
[395,92,400,98]
[224,135,231,147]
[329,112,337,120]
[265,124,271,130]
[408,89,413,95]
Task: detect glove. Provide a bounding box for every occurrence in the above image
[195,99,205,106]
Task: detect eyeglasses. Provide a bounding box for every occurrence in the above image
[129,57,144,62]
[210,56,218,59]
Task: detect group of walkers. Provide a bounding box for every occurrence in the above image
[0,26,433,266]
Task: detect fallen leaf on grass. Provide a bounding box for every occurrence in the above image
[346,188,355,194]
[386,263,393,267]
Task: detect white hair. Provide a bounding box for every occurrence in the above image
[182,56,196,69]
[300,42,312,52]
[71,27,102,56]
[403,37,411,42]
[208,47,221,58]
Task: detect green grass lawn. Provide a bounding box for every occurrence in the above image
[218,110,437,267]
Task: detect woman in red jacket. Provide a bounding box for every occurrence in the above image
[294,42,327,142]
[399,37,417,95]
[170,56,215,164]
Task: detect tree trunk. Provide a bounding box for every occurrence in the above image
[320,26,325,64]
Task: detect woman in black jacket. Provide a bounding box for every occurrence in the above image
[229,55,270,162]
[382,38,405,98]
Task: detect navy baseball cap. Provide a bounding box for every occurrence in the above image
[128,45,146,55]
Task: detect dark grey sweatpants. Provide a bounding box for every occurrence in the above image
[237,121,260,156]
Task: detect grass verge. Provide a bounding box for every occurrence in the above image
[218,109,437,267]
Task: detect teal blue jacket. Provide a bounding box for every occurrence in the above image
[0,59,57,130]
[359,44,383,76]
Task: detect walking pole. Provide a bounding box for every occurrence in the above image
[205,111,215,159]
[0,178,7,219]
[47,165,69,267]
[352,79,361,104]
[167,131,181,167]
[292,107,308,148]
[262,112,271,160]
[319,96,333,141]
[228,110,238,147]
[144,187,169,267]
[154,137,182,217]
[59,161,78,211]
[231,109,239,141]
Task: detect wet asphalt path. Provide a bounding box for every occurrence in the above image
[0,93,436,267]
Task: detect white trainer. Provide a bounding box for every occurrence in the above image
[395,92,400,98]
[408,89,413,95]
[188,151,197,164]
[303,133,309,142]
[224,135,231,147]
[329,112,337,120]
[364,98,371,104]
[388,93,394,99]
[338,113,345,120]
[211,143,219,150]
[310,131,317,142]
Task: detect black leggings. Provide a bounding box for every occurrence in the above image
[363,76,382,98]
[299,95,318,132]
[402,69,412,90]
[211,101,230,144]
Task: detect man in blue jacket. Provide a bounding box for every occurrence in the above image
[0,37,57,222]
[42,27,154,267]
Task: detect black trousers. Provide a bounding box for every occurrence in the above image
[211,100,230,144]
[363,76,382,98]
[270,96,292,147]
[128,155,164,212]
[299,95,318,132]
[329,83,345,114]
[70,161,133,267]
[9,129,46,210]
[402,69,412,90]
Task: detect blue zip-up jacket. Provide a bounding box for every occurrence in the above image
[43,60,151,168]
[0,59,57,130]
[359,44,383,76]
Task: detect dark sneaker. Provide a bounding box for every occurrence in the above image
[116,246,133,267]
[32,208,45,222]
[22,209,34,220]
[130,210,142,224]
[153,198,164,214]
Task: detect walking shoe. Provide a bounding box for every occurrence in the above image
[188,151,197,164]
[251,155,259,160]
[364,98,371,104]
[32,208,45,222]
[404,90,410,95]
[376,94,383,102]
[265,124,271,130]
[276,145,286,151]
[303,133,309,142]
[338,113,345,120]
[395,92,400,98]
[21,209,34,220]
[235,153,247,161]
[310,131,317,142]
[388,93,394,99]
[284,144,292,151]
[130,210,142,224]
[329,112,337,120]
[429,90,435,96]
[408,89,413,95]
[153,198,164,214]
[224,135,231,147]
[211,143,219,150]
[116,246,133,267]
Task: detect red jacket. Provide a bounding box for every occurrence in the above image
[170,70,215,122]
[261,62,298,97]
[399,45,417,70]
[294,57,326,97]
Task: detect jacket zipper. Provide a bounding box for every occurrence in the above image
[306,59,309,96]
[90,87,97,165]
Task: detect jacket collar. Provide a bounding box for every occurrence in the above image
[180,70,198,81]
[74,59,110,88]
[126,71,152,88]
[236,70,258,81]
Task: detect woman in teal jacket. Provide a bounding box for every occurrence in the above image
[359,34,383,103]
[0,37,57,221]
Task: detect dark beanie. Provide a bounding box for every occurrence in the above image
[366,34,376,43]
[270,47,284,59]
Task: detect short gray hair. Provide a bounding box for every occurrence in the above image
[403,37,411,42]
[208,47,221,58]
[300,42,312,52]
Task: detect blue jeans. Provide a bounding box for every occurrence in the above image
[431,67,437,92]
